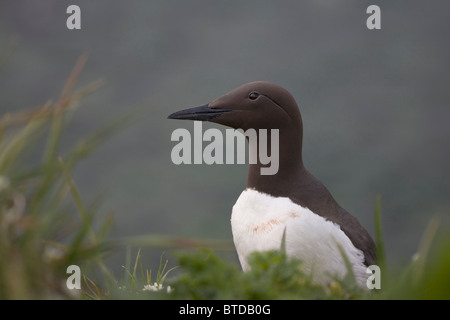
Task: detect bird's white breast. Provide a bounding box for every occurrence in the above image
[231,188,367,286]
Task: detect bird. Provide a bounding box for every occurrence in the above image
[168,81,376,286]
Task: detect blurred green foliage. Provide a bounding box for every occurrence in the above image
[163,249,363,300]
[0,55,109,299]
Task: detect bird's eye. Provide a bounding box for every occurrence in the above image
[248,91,260,100]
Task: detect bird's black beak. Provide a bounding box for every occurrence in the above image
[168,104,232,121]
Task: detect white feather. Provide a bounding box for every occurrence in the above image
[231,188,368,286]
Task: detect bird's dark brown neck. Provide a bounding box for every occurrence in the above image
[246,126,306,198]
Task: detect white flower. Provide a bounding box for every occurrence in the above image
[142,283,173,293]
[143,282,163,292]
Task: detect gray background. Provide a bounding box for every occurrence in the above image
[1,0,449,270]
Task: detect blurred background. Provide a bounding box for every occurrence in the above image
[1,0,449,272]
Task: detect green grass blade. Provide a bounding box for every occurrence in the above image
[411,217,440,285]
[374,194,387,285]
[42,109,64,165]
[0,106,50,174]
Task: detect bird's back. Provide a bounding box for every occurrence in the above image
[288,169,377,267]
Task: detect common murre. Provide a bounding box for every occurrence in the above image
[168,81,376,286]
